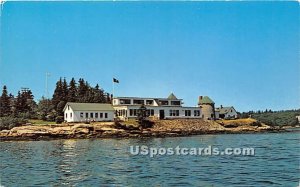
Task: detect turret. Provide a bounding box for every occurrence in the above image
[198,96,216,120]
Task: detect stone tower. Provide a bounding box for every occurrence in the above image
[198,96,215,120]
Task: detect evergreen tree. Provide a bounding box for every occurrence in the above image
[13,89,36,117]
[136,104,152,129]
[24,89,36,113]
[14,91,26,115]
[37,97,52,120]
[0,85,12,117]
[52,78,63,107]
[84,81,93,102]
[77,78,87,102]
[67,78,77,102]
[62,78,68,102]
[92,84,105,103]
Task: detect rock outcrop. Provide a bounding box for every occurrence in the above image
[0,119,279,141]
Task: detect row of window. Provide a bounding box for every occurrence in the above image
[129,109,155,117]
[114,109,201,117]
[118,99,181,106]
[116,109,127,117]
[80,112,108,119]
[170,110,200,117]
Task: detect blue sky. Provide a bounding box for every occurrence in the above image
[0,2,299,112]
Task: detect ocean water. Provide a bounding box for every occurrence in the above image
[0,132,299,187]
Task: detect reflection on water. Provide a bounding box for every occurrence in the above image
[0,132,299,186]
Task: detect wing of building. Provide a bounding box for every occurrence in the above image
[63,93,237,122]
[63,102,115,122]
[113,93,201,121]
[215,106,238,119]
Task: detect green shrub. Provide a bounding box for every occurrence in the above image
[0,117,28,130]
[55,116,64,124]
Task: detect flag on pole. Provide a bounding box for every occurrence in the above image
[113,78,119,83]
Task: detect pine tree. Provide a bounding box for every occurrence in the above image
[67,78,77,102]
[52,78,63,109]
[92,84,105,103]
[62,78,68,102]
[14,91,26,115]
[23,89,34,113]
[0,85,12,117]
[84,81,93,102]
[37,96,52,120]
[14,89,36,117]
[77,78,87,102]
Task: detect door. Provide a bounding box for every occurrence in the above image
[159,110,165,120]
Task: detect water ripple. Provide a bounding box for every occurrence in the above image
[0,132,299,186]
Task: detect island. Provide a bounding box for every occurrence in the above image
[0,118,286,141]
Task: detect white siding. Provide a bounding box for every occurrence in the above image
[64,107,114,122]
[114,106,201,120]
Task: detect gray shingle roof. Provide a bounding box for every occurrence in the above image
[198,96,215,105]
[215,106,235,114]
[167,93,178,100]
[64,102,114,111]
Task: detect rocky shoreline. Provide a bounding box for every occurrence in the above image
[0,119,286,141]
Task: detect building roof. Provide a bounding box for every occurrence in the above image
[167,93,178,100]
[114,95,182,101]
[64,102,114,111]
[198,96,215,105]
[215,106,236,114]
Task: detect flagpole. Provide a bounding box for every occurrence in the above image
[113,80,115,99]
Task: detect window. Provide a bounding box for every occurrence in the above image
[130,109,138,116]
[171,101,181,106]
[194,110,200,116]
[67,105,70,110]
[146,100,153,105]
[185,110,191,116]
[80,112,83,118]
[65,113,68,118]
[120,99,131,104]
[160,100,169,105]
[100,113,103,118]
[146,109,154,116]
[105,113,108,118]
[85,113,88,118]
[95,113,98,118]
[70,113,72,118]
[169,110,179,116]
[133,99,144,105]
[90,113,93,118]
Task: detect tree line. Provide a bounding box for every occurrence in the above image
[0,78,111,122]
[239,109,300,126]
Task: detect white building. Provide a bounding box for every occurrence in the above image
[215,106,238,119]
[113,93,201,121]
[296,116,300,123]
[63,102,114,122]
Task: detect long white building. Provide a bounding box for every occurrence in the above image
[63,102,115,122]
[113,93,201,121]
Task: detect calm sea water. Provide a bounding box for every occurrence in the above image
[1,131,299,187]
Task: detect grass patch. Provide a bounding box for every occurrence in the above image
[217,118,260,127]
[29,119,56,125]
[121,119,140,126]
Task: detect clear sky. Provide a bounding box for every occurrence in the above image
[0,1,299,112]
